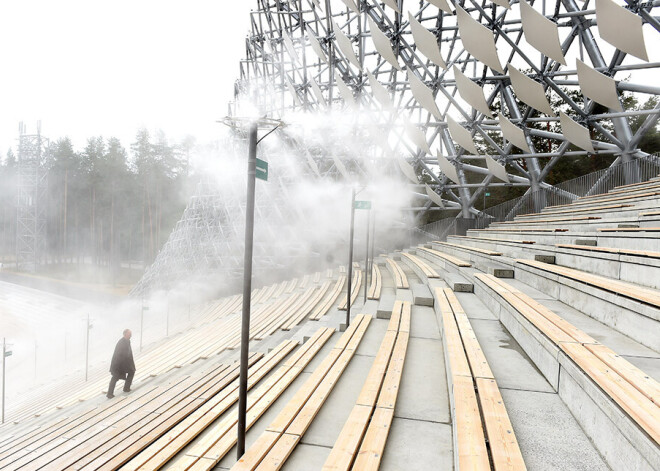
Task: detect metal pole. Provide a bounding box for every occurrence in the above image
[370,211,376,274]
[363,208,370,303]
[346,188,356,329]
[85,314,90,381]
[140,299,144,352]
[166,293,170,337]
[2,338,5,424]
[237,122,258,459]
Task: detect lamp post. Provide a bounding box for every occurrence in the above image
[346,187,369,328]
[220,116,283,460]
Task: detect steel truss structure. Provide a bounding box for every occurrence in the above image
[235,0,660,218]
[132,136,353,295]
[16,122,48,273]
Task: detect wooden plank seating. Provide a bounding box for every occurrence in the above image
[310,276,346,321]
[72,344,297,471]
[548,190,660,209]
[313,271,321,283]
[515,259,660,309]
[252,290,313,340]
[284,279,298,294]
[516,203,634,219]
[435,241,503,257]
[121,331,334,471]
[455,235,536,245]
[497,216,601,225]
[598,227,660,232]
[281,281,333,330]
[367,264,382,300]
[338,270,362,311]
[170,318,370,471]
[273,281,288,299]
[556,244,660,260]
[385,258,409,289]
[400,251,440,278]
[436,287,526,471]
[480,228,569,233]
[417,246,472,268]
[320,301,410,471]
[474,274,660,443]
[231,314,373,471]
[298,275,310,289]
[640,210,660,217]
[0,354,264,470]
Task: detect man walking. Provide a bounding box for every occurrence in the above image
[107,328,136,399]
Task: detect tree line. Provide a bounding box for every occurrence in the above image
[0,129,196,281]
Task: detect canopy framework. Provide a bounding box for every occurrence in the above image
[236,0,660,218]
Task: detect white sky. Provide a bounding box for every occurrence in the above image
[0,1,253,156]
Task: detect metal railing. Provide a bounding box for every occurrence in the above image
[417,155,660,241]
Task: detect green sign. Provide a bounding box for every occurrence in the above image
[256,158,268,181]
[4,350,12,357]
[354,200,372,210]
[485,192,491,197]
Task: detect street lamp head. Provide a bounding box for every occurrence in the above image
[218,116,285,132]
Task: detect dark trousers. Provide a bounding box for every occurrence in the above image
[107,371,134,397]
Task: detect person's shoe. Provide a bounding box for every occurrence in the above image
[123,388,131,393]
[106,394,115,399]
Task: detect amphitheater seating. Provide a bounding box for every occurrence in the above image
[121,328,334,470]
[515,259,660,309]
[310,276,346,320]
[184,316,371,471]
[385,257,409,289]
[367,264,382,300]
[434,241,503,257]
[416,246,471,267]
[475,274,660,443]
[0,352,265,470]
[338,270,362,311]
[517,203,634,218]
[400,251,439,278]
[455,235,536,244]
[4,270,344,425]
[555,244,660,260]
[598,227,660,232]
[321,301,410,471]
[436,287,526,470]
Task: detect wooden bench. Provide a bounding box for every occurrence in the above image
[175,317,369,471]
[231,316,372,471]
[598,227,660,233]
[367,264,382,300]
[435,241,502,257]
[556,244,660,260]
[520,203,635,219]
[475,274,660,443]
[640,210,660,217]
[385,257,410,289]
[498,215,601,225]
[282,280,332,330]
[417,246,472,267]
[121,332,333,471]
[454,235,536,245]
[480,228,569,233]
[2,354,264,470]
[400,251,440,278]
[549,190,660,209]
[339,269,363,311]
[321,301,410,471]
[515,258,660,309]
[310,276,346,321]
[436,287,526,470]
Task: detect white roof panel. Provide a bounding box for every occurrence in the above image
[519,0,566,65]
[437,154,460,184]
[333,21,361,69]
[559,111,595,152]
[576,59,623,111]
[409,13,447,69]
[408,70,441,118]
[456,6,503,73]
[453,66,493,117]
[498,112,531,152]
[447,116,479,154]
[508,65,555,116]
[368,17,402,71]
[485,155,510,182]
[425,184,445,208]
[596,0,648,61]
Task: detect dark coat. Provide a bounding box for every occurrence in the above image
[110,337,136,377]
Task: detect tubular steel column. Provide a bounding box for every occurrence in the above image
[346,188,356,329]
[237,122,258,459]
